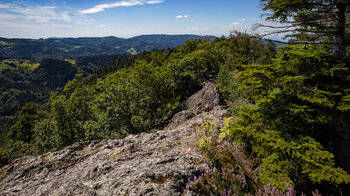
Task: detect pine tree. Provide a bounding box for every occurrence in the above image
[256,0,350,174]
[257,0,349,58]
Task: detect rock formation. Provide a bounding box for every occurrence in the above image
[0,82,228,196]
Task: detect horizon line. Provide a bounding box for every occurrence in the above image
[0,33,220,40]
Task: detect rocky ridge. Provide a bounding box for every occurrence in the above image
[0,82,228,196]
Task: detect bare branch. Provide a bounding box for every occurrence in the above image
[253,36,333,45]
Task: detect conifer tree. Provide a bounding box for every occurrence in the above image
[257,0,350,173]
[257,0,349,58]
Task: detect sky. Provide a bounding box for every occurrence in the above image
[0,0,271,38]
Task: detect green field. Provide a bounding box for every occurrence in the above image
[0,59,40,71]
[127,48,137,55]
[0,63,14,70]
[0,41,10,46]
[65,59,76,65]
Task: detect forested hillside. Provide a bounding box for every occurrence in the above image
[1,26,349,194]
[130,34,216,48]
[0,35,215,58]
[0,53,129,146]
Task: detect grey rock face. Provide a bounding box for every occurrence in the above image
[174,82,225,114]
[0,82,227,196]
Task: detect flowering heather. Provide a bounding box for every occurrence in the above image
[188,167,322,196]
[256,184,322,196]
[256,184,295,196]
[188,166,244,195]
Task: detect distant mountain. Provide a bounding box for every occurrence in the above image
[130,34,216,48]
[0,34,216,59]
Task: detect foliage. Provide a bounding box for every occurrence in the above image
[216,32,276,114]
[0,116,15,146]
[0,59,78,148]
[188,166,245,195]
[32,59,78,90]
[0,59,77,117]
[0,103,46,164]
[255,184,296,196]
[0,54,132,147]
[258,0,350,59]
[255,184,322,196]
[75,53,129,75]
[188,166,323,195]
[258,0,349,40]
[8,102,46,143]
[218,45,350,193]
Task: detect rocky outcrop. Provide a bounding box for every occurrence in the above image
[166,82,225,130]
[0,82,228,196]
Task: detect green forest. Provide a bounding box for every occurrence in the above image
[0,53,132,145]
[1,0,350,195]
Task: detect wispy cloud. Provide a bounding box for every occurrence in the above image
[186,26,208,32]
[0,3,11,9]
[0,2,97,38]
[237,18,247,22]
[221,22,243,32]
[176,14,188,19]
[0,14,17,20]
[79,0,164,14]
[0,3,74,23]
[146,0,164,4]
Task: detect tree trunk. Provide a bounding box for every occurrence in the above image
[332,3,346,58]
[333,120,350,173]
[331,3,350,174]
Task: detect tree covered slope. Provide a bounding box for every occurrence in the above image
[0,34,215,58]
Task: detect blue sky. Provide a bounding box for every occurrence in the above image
[0,0,269,38]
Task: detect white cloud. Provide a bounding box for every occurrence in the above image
[176,14,189,19]
[61,12,71,22]
[186,27,208,32]
[79,0,164,14]
[230,22,241,27]
[27,15,49,23]
[237,18,246,22]
[146,0,164,4]
[220,22,244,32]
[0,4,11,9]
[42,6,57,9]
